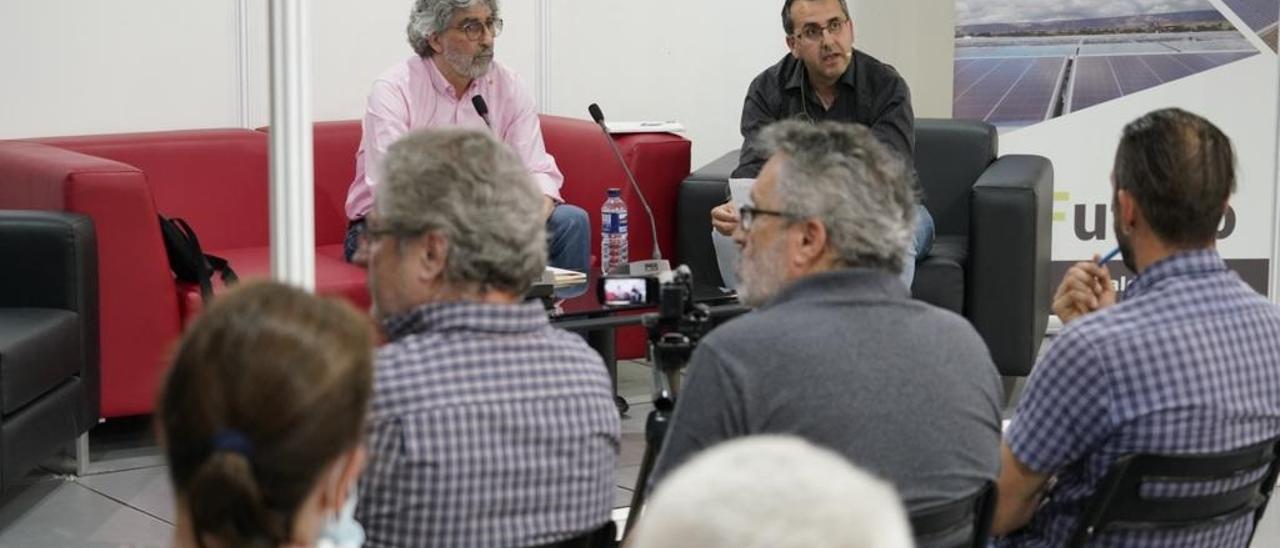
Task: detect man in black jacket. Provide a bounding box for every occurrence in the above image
[712,0,933,288]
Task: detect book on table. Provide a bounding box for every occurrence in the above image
[545,266,587,286]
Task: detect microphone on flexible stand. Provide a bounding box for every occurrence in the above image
[588,103,670,276]
[472,95,493,128]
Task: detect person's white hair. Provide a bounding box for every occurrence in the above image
[761,120,917,274]
[374,127,545,295]
[628,436,914,548]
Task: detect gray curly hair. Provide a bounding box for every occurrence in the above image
[760,120,917,273]
[406,0,501,57]
[375,128,546,295]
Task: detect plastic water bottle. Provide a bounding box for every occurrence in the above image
[601,188,629,274]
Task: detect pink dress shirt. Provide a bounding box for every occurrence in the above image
[344,56,564,220]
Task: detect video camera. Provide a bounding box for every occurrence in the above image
[598,265,711,377]
[642,266,711,373]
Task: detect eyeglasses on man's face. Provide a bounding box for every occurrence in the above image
[794,17,847,43]
[455,17,503,41]
[738,205,800,232]
[361,220,425,243]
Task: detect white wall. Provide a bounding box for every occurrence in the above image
[0,0,243,137]
[0,0,954,168]
[848,1,955,119]
[543,0,955,167]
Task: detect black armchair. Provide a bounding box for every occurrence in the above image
[676,119,1053,376]
[0,210,99,487]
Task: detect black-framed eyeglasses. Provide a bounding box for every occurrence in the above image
[739,205,801,231]
[794,17,847,43]
[361,220,425,242]
[455,17,503,41]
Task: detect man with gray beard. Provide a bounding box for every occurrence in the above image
[355,128,618,547]
[649,120,1002,547]
[343,0,589,275]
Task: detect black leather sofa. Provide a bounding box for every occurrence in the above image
[677,119,1053,377]
[0,211,99,487]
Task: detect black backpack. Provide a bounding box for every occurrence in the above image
[158,215,238,302]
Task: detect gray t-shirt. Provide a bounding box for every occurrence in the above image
[651,268,1002,514]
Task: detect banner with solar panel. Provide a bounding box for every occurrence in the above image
[954,0,1278,297]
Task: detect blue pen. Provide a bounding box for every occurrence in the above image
[1097,246,1122,265]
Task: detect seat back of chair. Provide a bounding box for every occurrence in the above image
[308,121,363,246]
[37,129,272,251]
[909,481,996,548]
[1067,436,1280,548]
[913,119,998,239]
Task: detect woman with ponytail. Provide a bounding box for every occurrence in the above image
[159,281,375,548]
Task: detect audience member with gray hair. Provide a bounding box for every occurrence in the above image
[650,120,1002,548]
[355,128,620,548]
[629,436,914,548]
[343,0,590,277]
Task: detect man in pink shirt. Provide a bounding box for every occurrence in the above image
[344,0,589,273]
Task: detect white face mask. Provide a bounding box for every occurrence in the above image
[314,490,365,548]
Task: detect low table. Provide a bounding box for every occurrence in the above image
[545,271,747,413]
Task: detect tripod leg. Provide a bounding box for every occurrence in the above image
[624,433,659,538]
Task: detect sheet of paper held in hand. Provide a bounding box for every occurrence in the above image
[712,178,757,290]
[727,178,756,206]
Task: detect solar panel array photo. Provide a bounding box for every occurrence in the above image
[1068,52,1255,112]
[1220,0,1279,49]
[953,0,1271,130]
[954,57,1067,124]
[1223,0,1278,30]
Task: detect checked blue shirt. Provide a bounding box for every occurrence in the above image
[356,300,620,548]
[1000,249,1280,548]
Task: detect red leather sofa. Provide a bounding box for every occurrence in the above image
[0,116,690,418]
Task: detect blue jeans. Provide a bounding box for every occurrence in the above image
[343,219,366,262]
[343,204,590,273]
[546,204,590,273]
[900,203,935,291]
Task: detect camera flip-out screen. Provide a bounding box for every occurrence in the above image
[600,277,657,306]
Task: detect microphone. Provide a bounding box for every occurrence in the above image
[588,103,670,276]
[472,95,492,128]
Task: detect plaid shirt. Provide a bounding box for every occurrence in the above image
[356,300,620,548]
[999,249,1280,548]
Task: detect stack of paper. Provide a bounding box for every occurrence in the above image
[545,266,587,287]
[605,121,686,134]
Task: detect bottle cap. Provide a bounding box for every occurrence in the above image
[607,188,621,197]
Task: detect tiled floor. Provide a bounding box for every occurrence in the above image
[2,359,1279,547]
[0,415,173,547]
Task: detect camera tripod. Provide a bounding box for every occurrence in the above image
[623,267,710,537]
